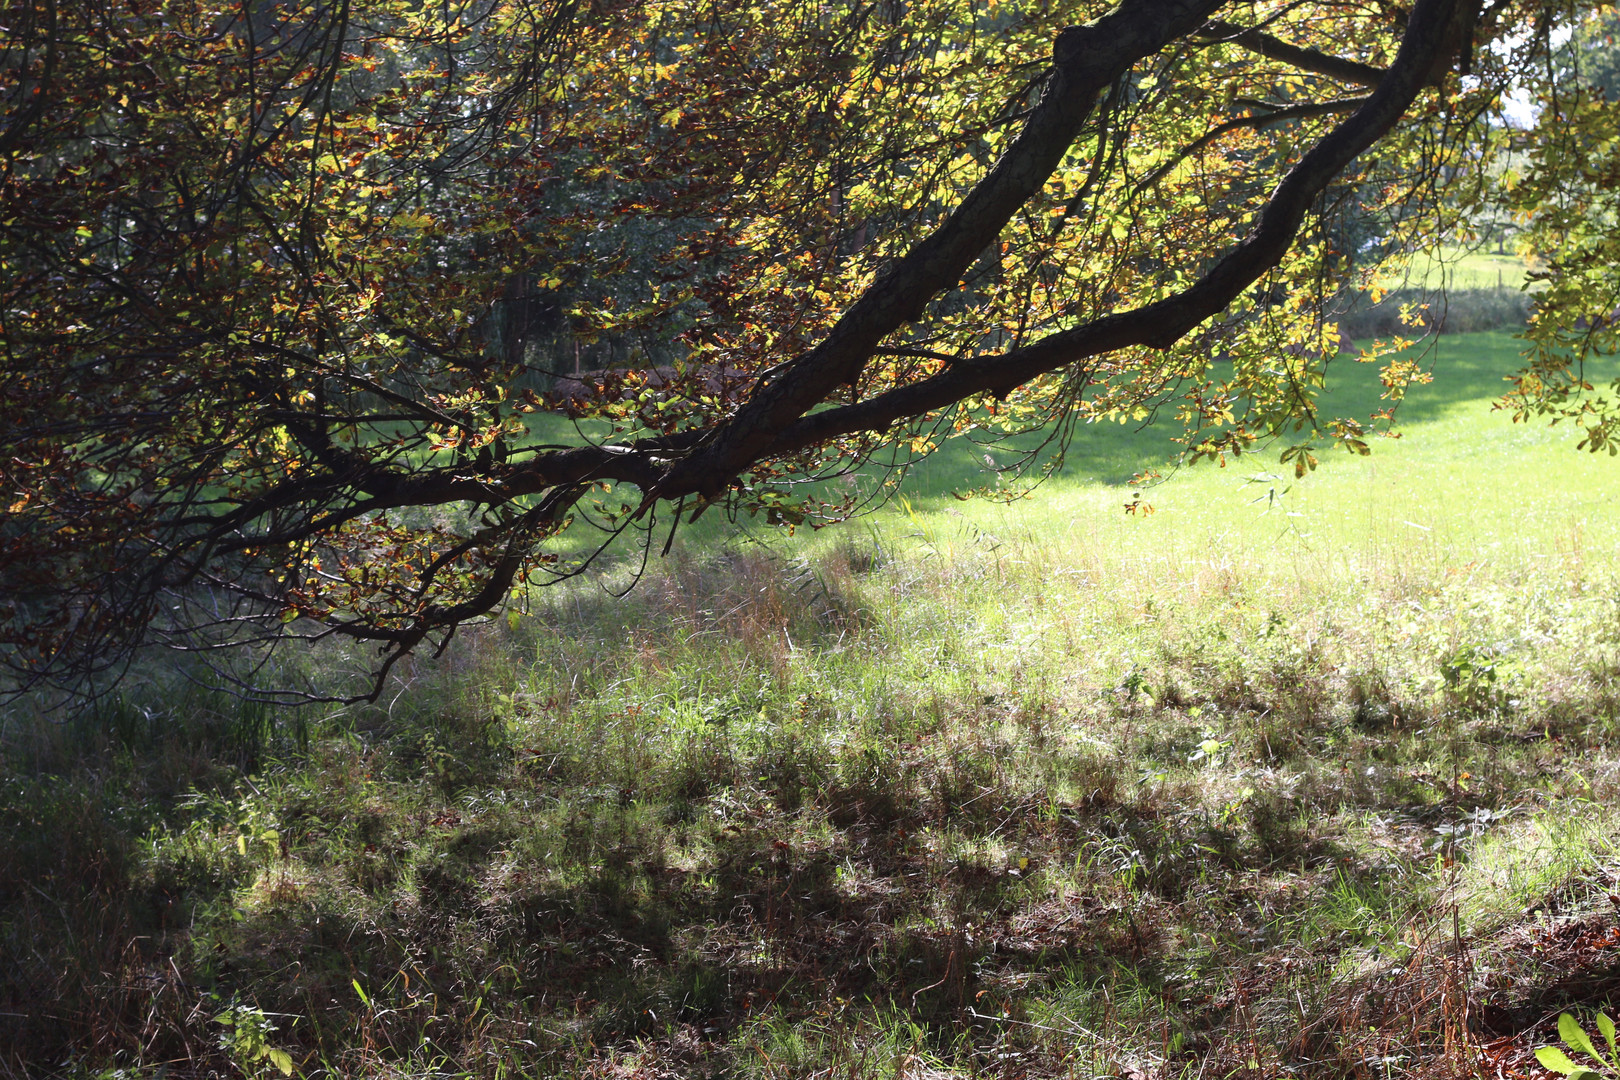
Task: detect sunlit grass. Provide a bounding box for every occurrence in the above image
[850,329,1611,564]
[1403,243,1540,292]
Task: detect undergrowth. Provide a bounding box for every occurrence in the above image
[6,519,1620,1078]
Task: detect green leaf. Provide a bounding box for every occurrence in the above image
[1535,1049,1587,1080]
[267,1047,294,1076]
[1536,1046,1588,1077]
[1597,1011,1617,1060]
[1562,1013,1603,1061]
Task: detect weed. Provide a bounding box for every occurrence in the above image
[216,1001,297,1078]
[1538,1012,1620,1079]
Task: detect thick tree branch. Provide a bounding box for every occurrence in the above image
[640,0,1472,507]
[651,0,1231,501]
[281,0,1472,585]
[733,0,1473,463]
[0,0,1492,701]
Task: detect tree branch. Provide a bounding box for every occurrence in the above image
[650,0,1232,501]
[1135,96,1369,191]
[1196,18,1389,88]
[736,0,1472,463]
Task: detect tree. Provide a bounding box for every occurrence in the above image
[0,0,1566,699]
[1557,8,1620,101]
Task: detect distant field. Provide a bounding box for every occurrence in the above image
[844,328,1561,499]
[1400,243,1540,292]
[7,331,1620,1080]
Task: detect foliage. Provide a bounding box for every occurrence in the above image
[216,1002,297,1078]
[1561,10,1620,102]
[0,0,1564,696]
[1537,1013,1620,1080]
[1496,25,1620,457]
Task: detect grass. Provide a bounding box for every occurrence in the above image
[6,331,1620,1079]
[1325,246,1540,343]
[882,328,1578,499]
[1404,244,1539,293]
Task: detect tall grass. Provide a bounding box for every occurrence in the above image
[5,331,1620,1079]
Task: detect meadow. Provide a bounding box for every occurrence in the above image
[6,330,1620,1079]
[1405,245,1538,293]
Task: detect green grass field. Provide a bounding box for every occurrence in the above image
[6,331,1620,1080]
[1403,244,1540,293]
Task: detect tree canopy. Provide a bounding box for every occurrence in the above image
[0,0,1599,698]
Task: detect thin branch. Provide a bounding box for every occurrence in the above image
[1136,96,1369,190]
